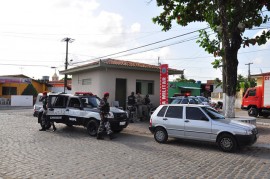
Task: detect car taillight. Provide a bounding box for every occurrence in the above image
[149,118,152,127]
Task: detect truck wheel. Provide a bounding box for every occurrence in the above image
[248,108,258,117]
[217,134,237,152]
[154,127,168,143]
[87,120,99,136]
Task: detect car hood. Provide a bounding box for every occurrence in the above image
[213,118,255,130]
[110,107,126,113]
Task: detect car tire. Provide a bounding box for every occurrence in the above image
[263,114,270,118]
[87,120,99,136]
[248,107,258,117]
[217,134,237,152]
[154,127,168,143]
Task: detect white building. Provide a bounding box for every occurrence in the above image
[60,59,183,109]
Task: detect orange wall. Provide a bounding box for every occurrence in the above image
[0,81,47,98]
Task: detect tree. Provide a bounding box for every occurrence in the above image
[174,74,196,83]
[153,0,270,117]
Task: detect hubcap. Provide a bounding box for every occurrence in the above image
[156,130,165,141]
[221,138,233,149]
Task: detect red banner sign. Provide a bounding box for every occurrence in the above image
[160,64,168,105]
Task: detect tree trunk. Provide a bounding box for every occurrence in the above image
[223,49,238,118]
[218,0,242,118]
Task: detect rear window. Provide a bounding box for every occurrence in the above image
[157,106,168,117]
[49,96,68,108]
[165,106,183,118]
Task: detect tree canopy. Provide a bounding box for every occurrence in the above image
[153,0,270,117]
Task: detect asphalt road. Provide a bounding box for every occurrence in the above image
[0,109,270,178]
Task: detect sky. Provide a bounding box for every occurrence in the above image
[0,0,270,82]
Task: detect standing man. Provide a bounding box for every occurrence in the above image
[39,91,56,131]
[39,91,48,131]
[127,92,136,123]
[136,92,144,121]
[97,92,115,140]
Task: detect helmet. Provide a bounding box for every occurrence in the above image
[104,92,109,97]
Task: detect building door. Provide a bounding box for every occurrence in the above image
[115,78,127,109]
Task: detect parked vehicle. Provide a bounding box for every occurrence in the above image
[196,96,210,105]
[241,76,270,118]
[33,93,129,136]
[149,104,258,152]
[171,96,203,105]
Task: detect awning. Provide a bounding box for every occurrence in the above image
[179,86,201,90]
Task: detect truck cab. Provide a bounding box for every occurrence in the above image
[242,86,270,118]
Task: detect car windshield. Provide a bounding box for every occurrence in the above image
[81,97,100,108]
[192,97,202,104]
[198,97,207,102]
[201,107,225,119]
[171,98,182,104]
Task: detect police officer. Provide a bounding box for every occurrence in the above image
[97,92,115,140]
[39,91,56,131]
[127,92,136,123]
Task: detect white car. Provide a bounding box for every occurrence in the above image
[149,104,258,152]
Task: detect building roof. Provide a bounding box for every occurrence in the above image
[60,59,183,75]
[251,72,270,77]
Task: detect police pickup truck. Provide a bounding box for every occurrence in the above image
[35,93,128,136]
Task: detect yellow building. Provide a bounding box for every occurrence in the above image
[0,74,48,99]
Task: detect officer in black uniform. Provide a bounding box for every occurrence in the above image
[39,91,57,131]
[97,92,115,140]
[127,92,136,123]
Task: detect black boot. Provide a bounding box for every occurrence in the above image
[97,133,104,140]
[109,133,116,140]
[39,127,46,131]
[53,127,57,132]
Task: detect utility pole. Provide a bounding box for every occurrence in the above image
[61,37,74,93]
[245,62,253,81]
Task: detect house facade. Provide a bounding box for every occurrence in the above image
[61,59,183,109]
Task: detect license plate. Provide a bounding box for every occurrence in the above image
[120,121,126,125]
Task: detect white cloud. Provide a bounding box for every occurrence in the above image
[130,23,141,33]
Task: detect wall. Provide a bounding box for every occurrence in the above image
[11,95,33,106]
[71,68,160,107]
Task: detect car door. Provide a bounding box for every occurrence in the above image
[66,97,85,125]
[163,106,185,137]
[184,106,212,141]
[47,95,68,123]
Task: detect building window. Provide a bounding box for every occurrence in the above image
[2,87,17,95]
[82,79,92,85]
[136,80,154,95]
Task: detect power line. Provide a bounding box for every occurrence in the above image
[73,27,210,65]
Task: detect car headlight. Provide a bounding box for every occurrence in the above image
[246,129,253,135]
[107,112,114,119]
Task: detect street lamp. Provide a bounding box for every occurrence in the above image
[61,37,75,93]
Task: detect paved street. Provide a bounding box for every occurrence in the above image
[1,108,270,178]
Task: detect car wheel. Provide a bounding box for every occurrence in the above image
[263,114,270,118]
[87,120,99,136]
[218,134,237,152]
[154,127,168,143]
[248,107,258,117]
